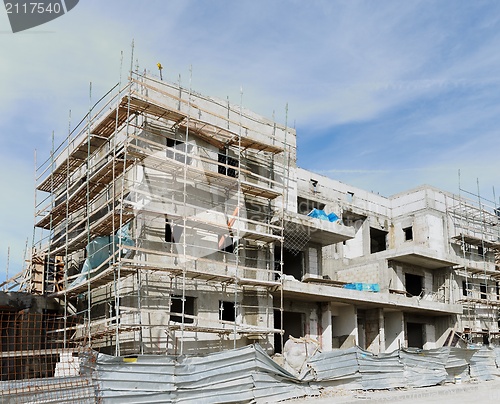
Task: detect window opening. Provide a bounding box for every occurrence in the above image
[370,227,388,253]
[405,273,423,297]
[403,226,413,241]
[480,283,487,300]
[218,150,238,178]
[170,295,195,324]
[219,301,236,322]
[165,218,183,243]
[462,280,470,297]
[166,137,189,163]
[297,197,325,215]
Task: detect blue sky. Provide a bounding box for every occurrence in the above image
[1,0,500,282]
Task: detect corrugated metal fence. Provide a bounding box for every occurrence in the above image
[306,345,500,390]
[84,344,317,403]
[4,344,500,403]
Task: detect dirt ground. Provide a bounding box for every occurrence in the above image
[287,379,500,403]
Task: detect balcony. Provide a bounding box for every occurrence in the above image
[279,278,462,315]
[384,245,458,269]
[279,212,355,246]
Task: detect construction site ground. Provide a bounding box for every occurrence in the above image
[289,379,500,403]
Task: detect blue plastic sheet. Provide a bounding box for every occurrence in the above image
[307,208,339,222]
[71,224,134,287]
[344,283,380,292]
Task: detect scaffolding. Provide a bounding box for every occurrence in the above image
[447,175,500,344]
[30,70,292,356]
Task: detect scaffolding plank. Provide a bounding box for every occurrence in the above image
[132,77,284,154]
[37,135,109,193]
[36,159,127,229]
[48,209,134,256]
[452,233,500,250]
[127,142,280,200]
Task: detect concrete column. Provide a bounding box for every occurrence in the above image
[332,305,357,349]
[423,324,436,350]
[379,309,386,353]
[321,303,333,351]
[362,220,371,256]
[385,311,404,351]
[308,307,319,340]
[402,314,406,348]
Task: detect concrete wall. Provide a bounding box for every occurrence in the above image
[335,262,383,285]
[331,305,357,349]
[281,299,324,348]
[385,311,404,352]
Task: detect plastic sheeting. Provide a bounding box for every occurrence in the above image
[83,344,317,404]
[71,224,134,287]
[343,283,380,292]
[282,337,321,377]
[307,209,339,222]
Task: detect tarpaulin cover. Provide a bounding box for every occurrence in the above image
[307,209,339,222]
[71,224,134,287]
[343,283,380,292]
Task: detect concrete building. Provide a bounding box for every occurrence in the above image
[27,72,500,357]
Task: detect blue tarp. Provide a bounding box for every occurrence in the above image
[344,283,380,292]
[71,224,134,287]
[307,208,339,222]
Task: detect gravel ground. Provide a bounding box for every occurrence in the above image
[286,379,500,403]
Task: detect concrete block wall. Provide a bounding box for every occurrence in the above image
[334,262,382,285]
[433,268,451,303]
[388,261,436,296]
[138,273,275,355]
[282,299,321,342]
[390,186,449,217]
[304,245,322,276]
[404,313,444,349]
[434,316,455,347]
[423,324,436,349]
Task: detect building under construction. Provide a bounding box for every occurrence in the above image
[2,70,500,396]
